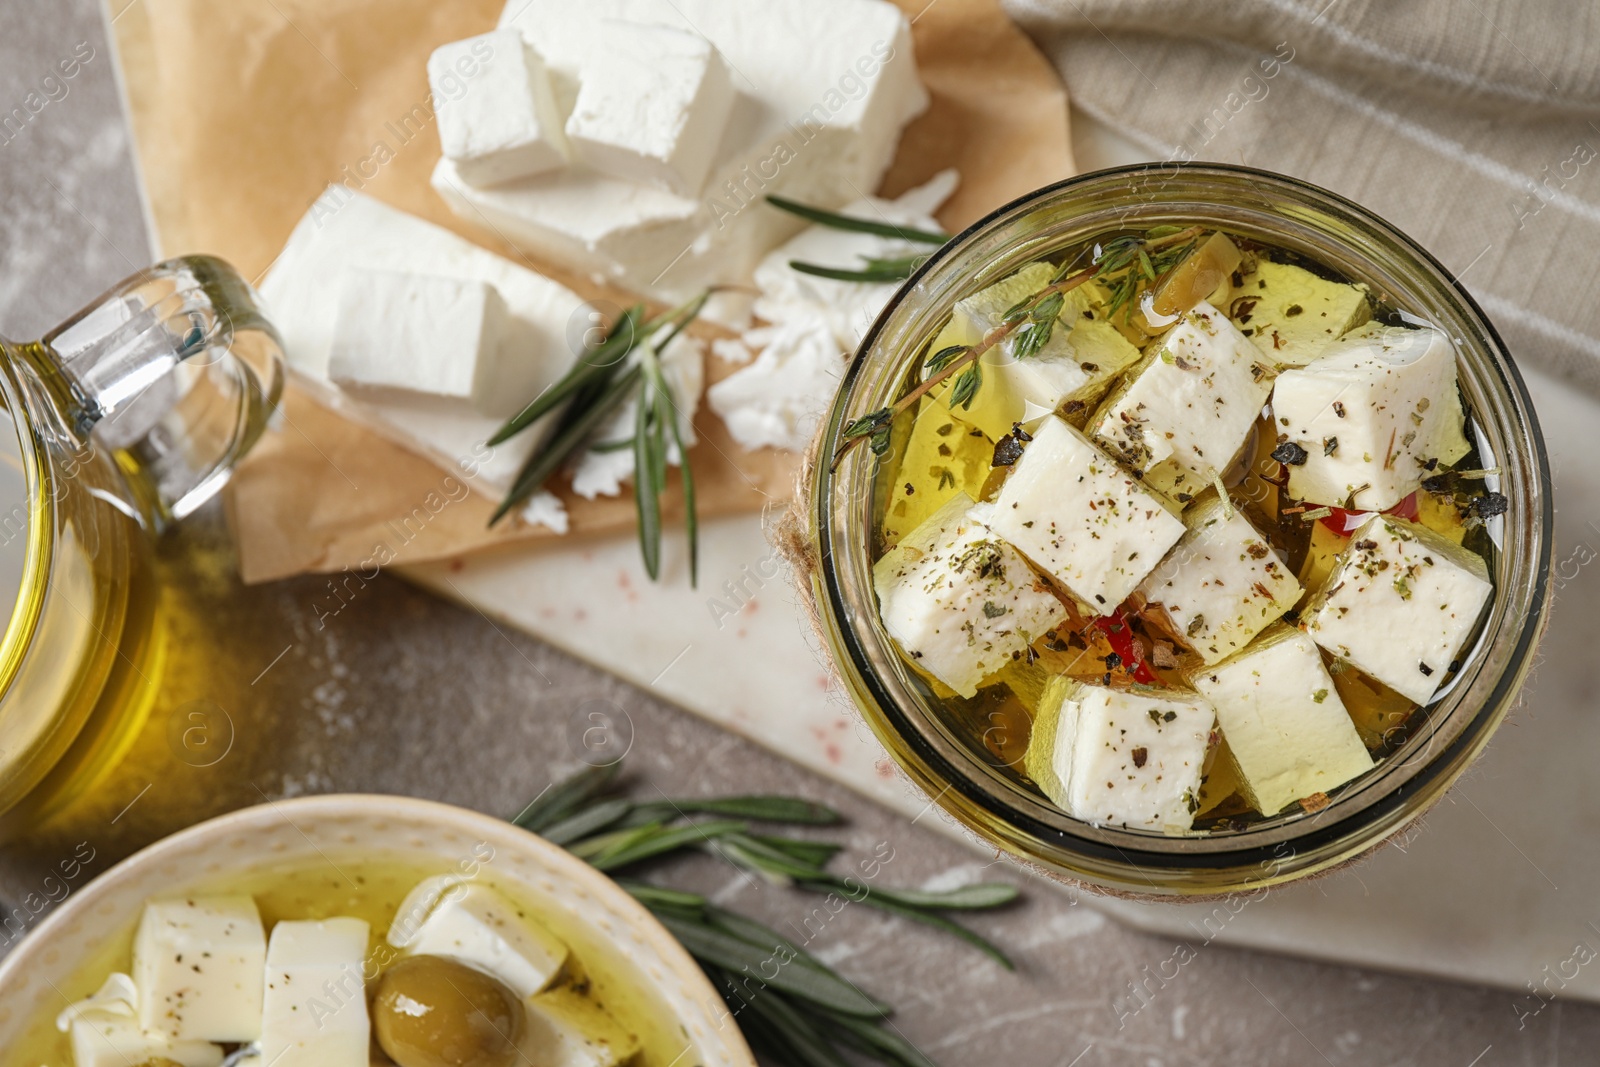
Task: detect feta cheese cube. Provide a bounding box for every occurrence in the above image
[57,974,223,1067]
[431,29,569,186]
[1136,495,1302,665]
[69,1016,224,1067]
[1303,514,1492,704]
[990,415,1185,611]
[133,895,266,1042]
[328,268,508,410]
[930,264,1141,441]
[1229,260,1370,367]
[1091,301,1276,501]
[260,918,371,1067]
[1271,324,1472,511]
[389,880,568,998]
[1191,625,1373,814]
[521,986,641,1067]
[564,22,735,197]
[873,493,1068,698]
[1024,677,1214,833]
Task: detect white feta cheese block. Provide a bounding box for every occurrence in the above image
[431,29,568,186]
[1303,514,1492,704]
[565,21,735,197]
[1091,301,1276,502]
[435,0,929,304]
[57,973,223,1067]
[259,918,371,1067]
[328,268,508,409]
[990,415,1185,612]
[1136,495,1302,664]
[873,492,1068,698]
[1192,625,1373,814]
[261,189,585,493]
[521,986,641,1067]
[390,880,568,998]
[133,895,267,1043]
[929,264,1141,441]
[1271,323,1472,511]
[1024,678,1214,833]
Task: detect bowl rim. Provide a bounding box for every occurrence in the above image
[0,792,756,1066]
[812,161,1553,892]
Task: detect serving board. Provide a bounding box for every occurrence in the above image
[405,119,1600,1001]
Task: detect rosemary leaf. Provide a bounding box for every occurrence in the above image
[746,834,844,869]
[588,819,747,871]
[655,795,843,825]
[849,881,1019,911]
[511,762,621,833]
[822,1008,940,1067]
[538,797,633,846]
[491,362,643,525]
[732,976,857,1067]
[632,374,663,580]
[489,304,646,446]
[652,913,891,1018]
[766,195,948,245]
[789,256,923,284]
[835,888,1014,970]
[615,879,707,912]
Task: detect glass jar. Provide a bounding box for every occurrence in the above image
[810,164,1552,896]
[0,255,283,835]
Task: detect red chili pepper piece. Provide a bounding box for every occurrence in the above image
[1093,609,1157,684]
[1315,490,1419,535]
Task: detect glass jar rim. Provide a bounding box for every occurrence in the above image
[811,162,1554,894]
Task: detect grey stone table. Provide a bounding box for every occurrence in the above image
[0,1,1592,1064]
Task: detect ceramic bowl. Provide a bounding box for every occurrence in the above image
[0,793,756,1066]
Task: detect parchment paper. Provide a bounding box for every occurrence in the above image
[108,0,1072,583]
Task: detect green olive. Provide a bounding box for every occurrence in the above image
[371,955,524,1067]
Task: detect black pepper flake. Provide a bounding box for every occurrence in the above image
[1105,651,1123,670]
[1131,747,1149,769]
[1419,662,1434,677]
[1271,440,1309,466]
[1080,362,1099,373]
[1094,594,1106,605]
[904,482,915,495]
[1333,401,1346,418]
[1422,472,1455,494]
[1323,436,1339,456]
[1284,303,1304,317]
[1064,399,1087,414]
[1449,659,1462,673]
[1469,492,1509,519]
[991,423,1033,468]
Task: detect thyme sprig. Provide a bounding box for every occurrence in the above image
[513,762,1021,1067]
[831,226,1204,469]
[489,293,714,584]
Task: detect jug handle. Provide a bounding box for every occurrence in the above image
[27,255,285,527]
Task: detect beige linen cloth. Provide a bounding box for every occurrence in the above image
[1003,0,1600,392]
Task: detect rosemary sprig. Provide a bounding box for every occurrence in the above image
[512,761,1021,1067]
[489,294,712,585]
[767,195,949,284]
[831,226,1204,469]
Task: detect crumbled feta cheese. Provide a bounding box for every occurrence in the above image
[436,0,929,303]
[1191,625,1374,814]
[133,896,266,1043]
[57,974,223,1067]
[260,918,371,1067]
[521,986,641,1067]
[1303,514,1492,704]
[571,331,703,498]
[1136,495,1302,664]
[328,268,508,409]
[389,879,568,998]
[872,493,1068,698]
[1091,301,1276,502]
[564,22,735,197]
[431,29,568,186]
[989,415,1185,611]
[1024,678,1214,833]
[709,172,955,452]
[261,190,585,493]
[1271,323,1471,511]
[1229,260,1370,367]
[523,490,570,533]
[929,264,1141,441]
